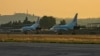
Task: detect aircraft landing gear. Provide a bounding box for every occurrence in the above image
[23,31,28,34]
[35,27,41,34]
[72,30,76,35]
[35,30,39,34]
[56,30,63,35]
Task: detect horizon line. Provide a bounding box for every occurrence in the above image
[0,12,100,19]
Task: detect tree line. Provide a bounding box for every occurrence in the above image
[0,16,66,29]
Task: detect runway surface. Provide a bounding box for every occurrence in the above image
[0,42,100,56]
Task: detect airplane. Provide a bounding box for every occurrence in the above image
[50,13,80,34]
[21,17,41,34]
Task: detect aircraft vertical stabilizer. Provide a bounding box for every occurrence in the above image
[72,13,78,26]
[31,17,40,27]
[67,13,78,28]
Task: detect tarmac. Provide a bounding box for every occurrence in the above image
[0,42,100,56]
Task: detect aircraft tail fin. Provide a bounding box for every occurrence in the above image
[35,17,40,24]
[69,13,78,26]
[72,13,78,26]
[31,17,40,27]
[66,13,78,29]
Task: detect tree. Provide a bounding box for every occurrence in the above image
[59,19,66,25]
[0,21,13,27]
[12,21,18,25]
[23,17,31,24]
[40,16,56,29]
[18,20,22,24]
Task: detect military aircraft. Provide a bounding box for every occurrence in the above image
[50,13,80,34]
[22,17,41,34]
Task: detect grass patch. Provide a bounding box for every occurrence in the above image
[0,34,100,44]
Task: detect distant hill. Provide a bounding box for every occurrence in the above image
[0,13,100,25]
[0,13,38,24]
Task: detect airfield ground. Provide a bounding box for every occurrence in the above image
[0,42,100,56]
[0,34,100,44]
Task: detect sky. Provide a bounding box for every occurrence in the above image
[0,0,100,18]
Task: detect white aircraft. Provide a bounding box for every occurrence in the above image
[22,17,41,34]
[50,13,80,34]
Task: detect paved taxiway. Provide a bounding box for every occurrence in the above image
[0,42,100,56]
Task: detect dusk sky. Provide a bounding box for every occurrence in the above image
[0,0,100,18]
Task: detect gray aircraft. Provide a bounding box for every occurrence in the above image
[22,18,41,34]
[50,13,80,34]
